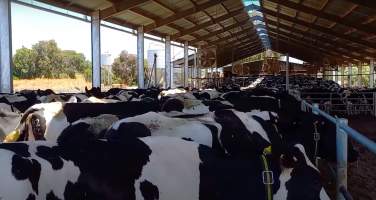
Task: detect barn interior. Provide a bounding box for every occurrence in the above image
[0,0,376,200]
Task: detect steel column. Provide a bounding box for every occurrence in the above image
[164,36,171,88]
[348,63,352,88]
[341,65,345,86]
[370,59,375,88]
[286,54,290,91]
[336,118,348,200]
[0,0,13,93]
[335,68,339,83]
[193,51,197,88]
[137,26,145,88]
[358,62,362,87]
[184,41,189,87]
[91,10,101,88]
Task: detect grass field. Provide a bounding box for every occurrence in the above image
[13,75,138,93]
[13,75,91,93]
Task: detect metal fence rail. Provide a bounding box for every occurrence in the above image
[301,101,376,200]
[300,92,376,116]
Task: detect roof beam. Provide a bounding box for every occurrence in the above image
[267,0,375,35]
[268,29,364,61]
[261,6,376,50]
[189,19,249,44]
[100,0,150,19]
[210,27,257,45]
[268,32,359,61]
[266,20,375,58]
[344,0,376,10]
[171,8,244,40]
[144,0,226,33]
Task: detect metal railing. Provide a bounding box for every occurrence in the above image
[301,101,376,200]
[300,92,376,116]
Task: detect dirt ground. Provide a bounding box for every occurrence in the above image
[321,116,376,200]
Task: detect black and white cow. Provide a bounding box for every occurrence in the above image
[6,101,160,142]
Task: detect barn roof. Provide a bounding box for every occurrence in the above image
[36,0,376,65]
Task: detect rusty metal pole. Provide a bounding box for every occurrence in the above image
[336,118,348,200]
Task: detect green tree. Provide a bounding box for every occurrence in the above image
[13,47,36,79]
[112,51,149,86]
[13,40,91,80]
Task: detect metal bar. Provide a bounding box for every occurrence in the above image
[165,36,171,88]
[341,65,345,86]
[184,41,188,87]
[0,0,13,93]
[348,63,352,88]
[358,62,362,87]
[370,59,374,88]
[137,26,145,88]
[91,10,101,88]
[193,51,197,88]
[286,53,289,91]
[303,100,376,154]
[336,118,348,200]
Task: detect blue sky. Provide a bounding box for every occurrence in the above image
[11,2,187,64]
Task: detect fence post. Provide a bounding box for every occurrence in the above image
[313,103,319,115]
[336,118,348,200]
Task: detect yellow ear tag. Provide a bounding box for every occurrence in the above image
[4,130,20,143]
[263,146,272,155]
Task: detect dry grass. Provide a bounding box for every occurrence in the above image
[13,75,91,93]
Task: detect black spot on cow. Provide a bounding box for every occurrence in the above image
[161,98,184,113]
[202,100,233,111]
[63,101,159,123]
[182,137,194,141]
[105,122,151,142]
[11,155,41,194]
[35,146,64,170]
[286,164,322,200]
[26,193,36,200]
[202,123,225,156]
[46,191,61,200]
[0,143,31,157]
[214,110,268,157]
[140,180,159,200]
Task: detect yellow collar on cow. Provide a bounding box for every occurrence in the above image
[261,145,273,200]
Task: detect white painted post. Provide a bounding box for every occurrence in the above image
[164,36,171,89]
[184,41,189,87]
[370,59,374,88]
[336,118,348,200]
[193,51,197,88]
[335,68,339,83]
[91,10,101,89]
[341,65,345,86]
[358,62,362,87]
[0,0,12,93]
[286,53,290,91]
[348,63,352,88]
[137,26,145,88]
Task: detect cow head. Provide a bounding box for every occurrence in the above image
[4,102,68,142]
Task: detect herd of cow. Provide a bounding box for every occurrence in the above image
[0,80,360,200]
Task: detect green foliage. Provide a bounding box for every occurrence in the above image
[13,40,91,80]
[111,50,148,86]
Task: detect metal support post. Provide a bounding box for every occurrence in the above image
[358,62,362,87]
[341,65,345,86]
[370,59,374,88]
[137,26,145,88]
[0,0,12,93]
[335,68,339,83]
[91,10,101,88]
[184,41,189,87]
[164,36,171,89]
[348,63,352,88]
[336,118,348,200]
[193,51,197,88]
[286,53,290,91]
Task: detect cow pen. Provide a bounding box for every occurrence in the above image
[1,0,376,200]
[302,101,376,200]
